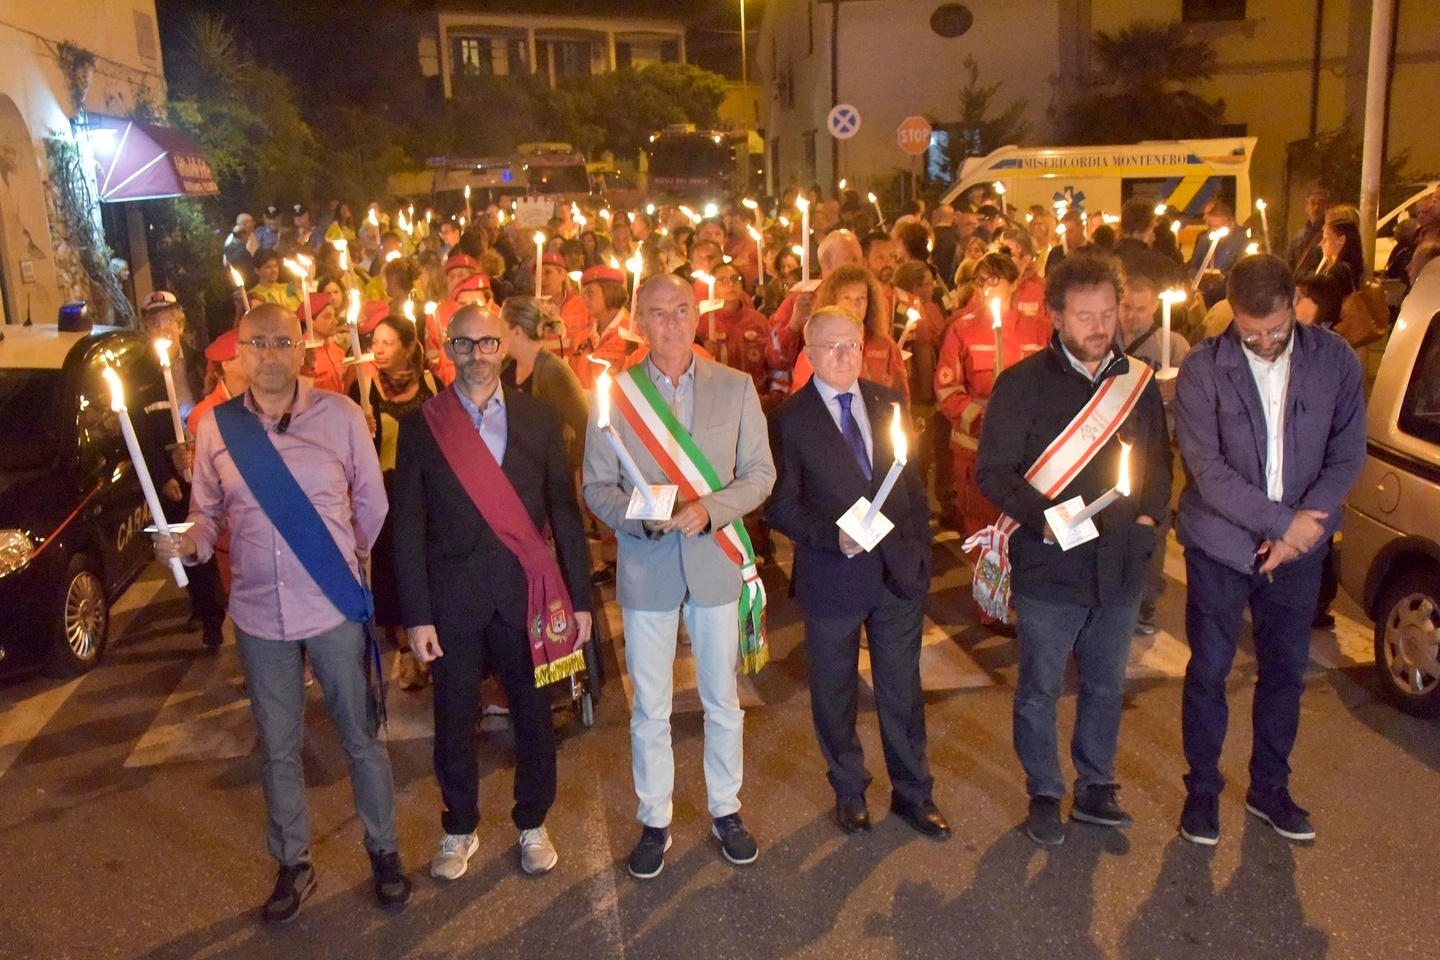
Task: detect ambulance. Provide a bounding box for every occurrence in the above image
[940,137,1257,223]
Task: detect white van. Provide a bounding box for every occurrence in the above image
[940,137,1258,223]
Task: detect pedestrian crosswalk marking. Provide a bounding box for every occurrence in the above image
[859,616,994,693]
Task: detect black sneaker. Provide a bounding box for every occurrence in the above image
[368,850,412,907]
[1134,603,1157,636]
[711,813,759,865]
[1024,796,1065,846]
[1245,787,1315,842]
[1071,784,1134,828]
[262,862,316,924]
[1179,792,1220,846]
[627,826,671,879]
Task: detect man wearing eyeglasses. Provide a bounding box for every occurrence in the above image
[392,305,593,881]
[1172,254,1366,846]
[765,307,948,840]
[152,304,409,922]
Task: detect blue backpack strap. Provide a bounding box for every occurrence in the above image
[212,396,371,623]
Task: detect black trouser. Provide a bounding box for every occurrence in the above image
[164,484,224,630]
[432,610,556,834]
[802,585,934,805]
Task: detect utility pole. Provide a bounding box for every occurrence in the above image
[1358,0,1395,265]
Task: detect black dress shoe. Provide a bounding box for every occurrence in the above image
[891,797,951,840]
[590,563,616,586]
[834,794,872,834]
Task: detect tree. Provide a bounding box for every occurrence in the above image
[1062,21,1227,144]
[1286,122,1412,213]
[935,56,1031,181]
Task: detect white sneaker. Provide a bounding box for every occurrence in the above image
[518,826,558,876]
[430,832,479,880]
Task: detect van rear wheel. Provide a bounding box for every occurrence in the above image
[1373,569,1440,718]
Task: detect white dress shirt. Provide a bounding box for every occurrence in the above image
[812,376,873,465]
[1243,337,1293,502]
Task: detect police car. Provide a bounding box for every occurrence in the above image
[0,323,167,676]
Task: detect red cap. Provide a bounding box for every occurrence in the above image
[204,329,238,363]
[450,273,492,298]
[541,252,566,268]
[580,265,626,286]
[306,293,332,320]
[359,299,390,335]
[443,253,479,273]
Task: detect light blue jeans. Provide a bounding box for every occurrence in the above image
[236,620,398,866]
[1011,590,1140,800]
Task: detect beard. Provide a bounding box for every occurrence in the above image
[456,356,498,391]
[1060,330,1115,365]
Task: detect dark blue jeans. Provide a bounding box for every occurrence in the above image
[1012,589,1141,800]
[1181,545,1325,797]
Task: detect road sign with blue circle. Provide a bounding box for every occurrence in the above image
[827,104,861,140]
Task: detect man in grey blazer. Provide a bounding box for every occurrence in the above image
[583,274,776,880]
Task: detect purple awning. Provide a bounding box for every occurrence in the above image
[87,115,219,202]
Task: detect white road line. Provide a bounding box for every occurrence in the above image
[124,643,255,767]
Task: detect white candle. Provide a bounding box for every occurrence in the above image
[1255,198,1271,253]
[990,297,1005,377]
[229,266,248,319]
[284,258,312,339]
[593,362,657,509]
[694,270,718,341]
[152,339,187,445]
[1065,442,1132,528]
[862,404,908,528]
[101,367,188,587]
[1194,226,1230,286]
[627,250,644,319]
[993,181,1007,222]
[868,191,884,228]
[797,197,811,283]
[748,225,765,287]
[898,307,921,352]
[533,231,546,297]
[1159,288,1186,375]
[346,290,372,415]
[464,184,472,222]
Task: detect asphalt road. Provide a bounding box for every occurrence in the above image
[0,532,1435,960]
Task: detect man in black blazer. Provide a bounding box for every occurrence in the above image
[765,306,950,839]
[393,306,593,880]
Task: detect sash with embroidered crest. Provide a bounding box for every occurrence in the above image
[613,366,769,674]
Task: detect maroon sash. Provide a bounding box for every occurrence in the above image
[422,387,583,686]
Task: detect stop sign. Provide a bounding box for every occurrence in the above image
[897,116,933,156]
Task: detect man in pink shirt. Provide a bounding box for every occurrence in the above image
[153,304,409,923]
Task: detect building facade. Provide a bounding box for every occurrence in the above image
[0,3,173,326]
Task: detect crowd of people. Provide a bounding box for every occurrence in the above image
[134,178,1438,925]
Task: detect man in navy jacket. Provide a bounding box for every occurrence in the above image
[1173,254,1366,846]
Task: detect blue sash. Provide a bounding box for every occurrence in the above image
[213,396,372,623]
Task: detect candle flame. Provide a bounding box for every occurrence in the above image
[346,288,361,327]
[993,181,1006,195]
[795,197,809,213]
[533,231,546,247]
[339,249,350,272]
[868,192,878,204]
[283,258,305,279]
[384,249,401,263]
[296,252,312,267]
[1160,287,1187,304]
[403,300,416,322]
[590,357,612,428]
[693,270,714,285]
[838,179,847,191]
[990,296,1003,330]
[1154,203,1167,216]
[1116,441,1132,497]
[464,185,471,199]
[1245,241,1260,256]
[1254,198,1267,211]
[101,366,126,413]
[906,307,920,326]
[742,197,758,210]
[627,251,643,275]
[568,270,583,284]
[608,255,620,270]
[747,225,761,242]
[1170,221,1181,234]
[331,238,347,251]
[367,209,379,227]
[229,266,245,289]
[424,300,438,316]
[1056,224,1067,236]
[600,208,612,220]
[154,338,173,368]
[1209,226,1231,241]
[890,403,908,464]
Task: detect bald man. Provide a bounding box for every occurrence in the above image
[153,304,409,922]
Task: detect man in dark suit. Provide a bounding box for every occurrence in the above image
[393,305,593,880]
[765,306,950,839]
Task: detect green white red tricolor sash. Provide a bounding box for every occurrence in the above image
[613,365,769,673]
[962,360,1153,619]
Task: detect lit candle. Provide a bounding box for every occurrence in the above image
[1255,198,1271,253]
[1194,226,1230,285]
[367,207,379,228]
[384,249,401,264]
[1158,288,1187,376]
[152,338,187,446]
[101,367,188,587]
[694,270,718,341]
[797,197,812,283]
[748,225,765,287]
[1245,241,1260,256]
[464,184,472,222]
[990,296,1005,377]
[424,300,438,346]
[863,404,908,527]
[284,258,312,339]
[627,250,644,318]
[593,360,657,510]
[898,307,921,352]
[1065,442,1132,528]
[1154,202,1167,217]
[346,289,372,416]
[533,231,546,297]
[868,191,884,228]
[993,181,1007,222]
[839,178,848,192]
[402,299,416,333]
[229,266,248,320]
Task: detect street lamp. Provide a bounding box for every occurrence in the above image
[740,0,748,91]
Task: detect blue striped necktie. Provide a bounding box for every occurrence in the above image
[837,393,872,482]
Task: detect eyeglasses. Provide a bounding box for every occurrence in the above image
[713,275,741,286]
[975,275,1004,289]
[238,337,298,353]
[447,335,502,355]
[1239,321,1294,348]
[810,340,863,358]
